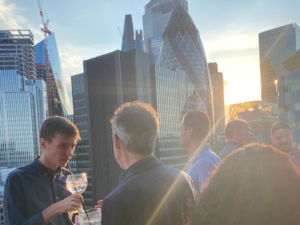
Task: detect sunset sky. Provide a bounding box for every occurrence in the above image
[0,0,299,117]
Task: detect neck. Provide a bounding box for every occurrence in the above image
[38,154,58,172]
[187,140,206,156]
[123,153,150,170]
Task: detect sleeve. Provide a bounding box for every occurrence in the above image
[4,173,44,225]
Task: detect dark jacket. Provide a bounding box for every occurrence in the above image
[219,141,243,159]
[101,156,195,225]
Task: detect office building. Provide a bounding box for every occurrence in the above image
[278,48,300,144]
[150,65,195,169]
[70,73,92,207]
[0,30,36,79]
[158,5,214,136]
[259,23,300,103]
[0,198,3,225]
[229,101,278,145]
[81,49,152,206]
[209,62,225,134]
[143,0,188,64]
[121,15,144,52]
[35,32,72,116]
[0,30,45,168]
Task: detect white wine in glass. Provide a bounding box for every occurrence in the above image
[66,173,88,195]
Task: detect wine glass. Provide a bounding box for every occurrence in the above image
[66,173,88,195]
[78,208,101,225]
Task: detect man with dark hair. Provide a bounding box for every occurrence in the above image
[219,119,253,159]
[178,110,220,201]
[271,121,300,168]
[101,101,194,225]
[4,116,82,225]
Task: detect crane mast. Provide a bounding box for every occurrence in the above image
[37,0,53,116]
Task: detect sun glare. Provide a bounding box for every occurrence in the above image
[224,64,261,105]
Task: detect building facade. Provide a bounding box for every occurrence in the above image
[150,65,195,169]
[81,49,152,206]
[158,5,214,140]
[35,32,72,116]
[143,0,188,64]
[209,62,225,134]
[0,30,45,168]
[278,49,300,145]
[70,73,92,208]
[259,23,300,104]
[229,101,278,145]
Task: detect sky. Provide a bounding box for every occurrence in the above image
[0,0,300,118]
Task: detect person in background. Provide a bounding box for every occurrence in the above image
[219,119,253,159]
[178,111,220,201]
[271,121,300,169]
[4,116,82,225]
[193,143,300,225]
[101,101,195,225]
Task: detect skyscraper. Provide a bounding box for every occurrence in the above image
[0,30,45,168]
[150,65,195,169]
[158,5,214,133]
[78,49,152,205]
[278,49,300,145]
[121,15,144,52]
[143,0,188,64]
[259,23,300,103]
[35,32,72,116]
[208,62,225,134]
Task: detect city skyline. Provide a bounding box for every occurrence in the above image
[1,0,300,115]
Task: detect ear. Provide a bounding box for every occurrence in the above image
[271,136,274,143]
[113,134,122,151]
[187,127,193,138]
[291,131,293,138]
[40,138,47,150]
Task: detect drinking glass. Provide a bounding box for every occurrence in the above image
[66,173,88,195]
[78,208,101,225]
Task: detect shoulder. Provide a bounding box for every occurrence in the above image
[198,150,220,166]
[7,165,31,180]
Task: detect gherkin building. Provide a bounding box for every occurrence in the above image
[158,5,213,124]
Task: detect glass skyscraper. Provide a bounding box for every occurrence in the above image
[158,5,214,131]
[278,49,300,145]
[143,0,188,64]
[35,32,72,116]
[121,15,144,52]
[259,23,300,104]
[0,30,46,168]
[150,65,195,169]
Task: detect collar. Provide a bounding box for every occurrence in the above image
[119,156,162,184]
[32,156,62,176]
[188,143,210,164]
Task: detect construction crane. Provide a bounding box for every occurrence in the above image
[118,27,123,39]
[37,0,53,116]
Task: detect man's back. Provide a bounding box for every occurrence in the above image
[101,156,194,225]
[219,141,243,159]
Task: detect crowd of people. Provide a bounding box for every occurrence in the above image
[4,101,300,225]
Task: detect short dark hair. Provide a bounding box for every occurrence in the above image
[111,101,159,155]
[224,119,246,139]
[183,111,210,141]
[271,121,291,136]
[40,116,80,142]
[192,143,300,225]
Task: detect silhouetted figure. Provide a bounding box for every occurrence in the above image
[101,101,194,225]
[271,121,300,169]
[219,119,253,159]
[178,111,220,202]
[193,143,300,225]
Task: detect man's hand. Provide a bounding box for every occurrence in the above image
[42,194,82,225]
[95,200,103,209]
[56,194,83,213]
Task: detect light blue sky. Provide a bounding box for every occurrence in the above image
[0,0,299,115]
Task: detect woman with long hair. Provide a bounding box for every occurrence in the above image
[193,143,300,225]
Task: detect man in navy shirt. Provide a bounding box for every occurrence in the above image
[4,116,82,225]
[271,121,300,169]
[178,111,220,202]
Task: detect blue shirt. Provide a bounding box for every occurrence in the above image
[186,144,220,201]
[4,158,74,225]
[219,141,243,159]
